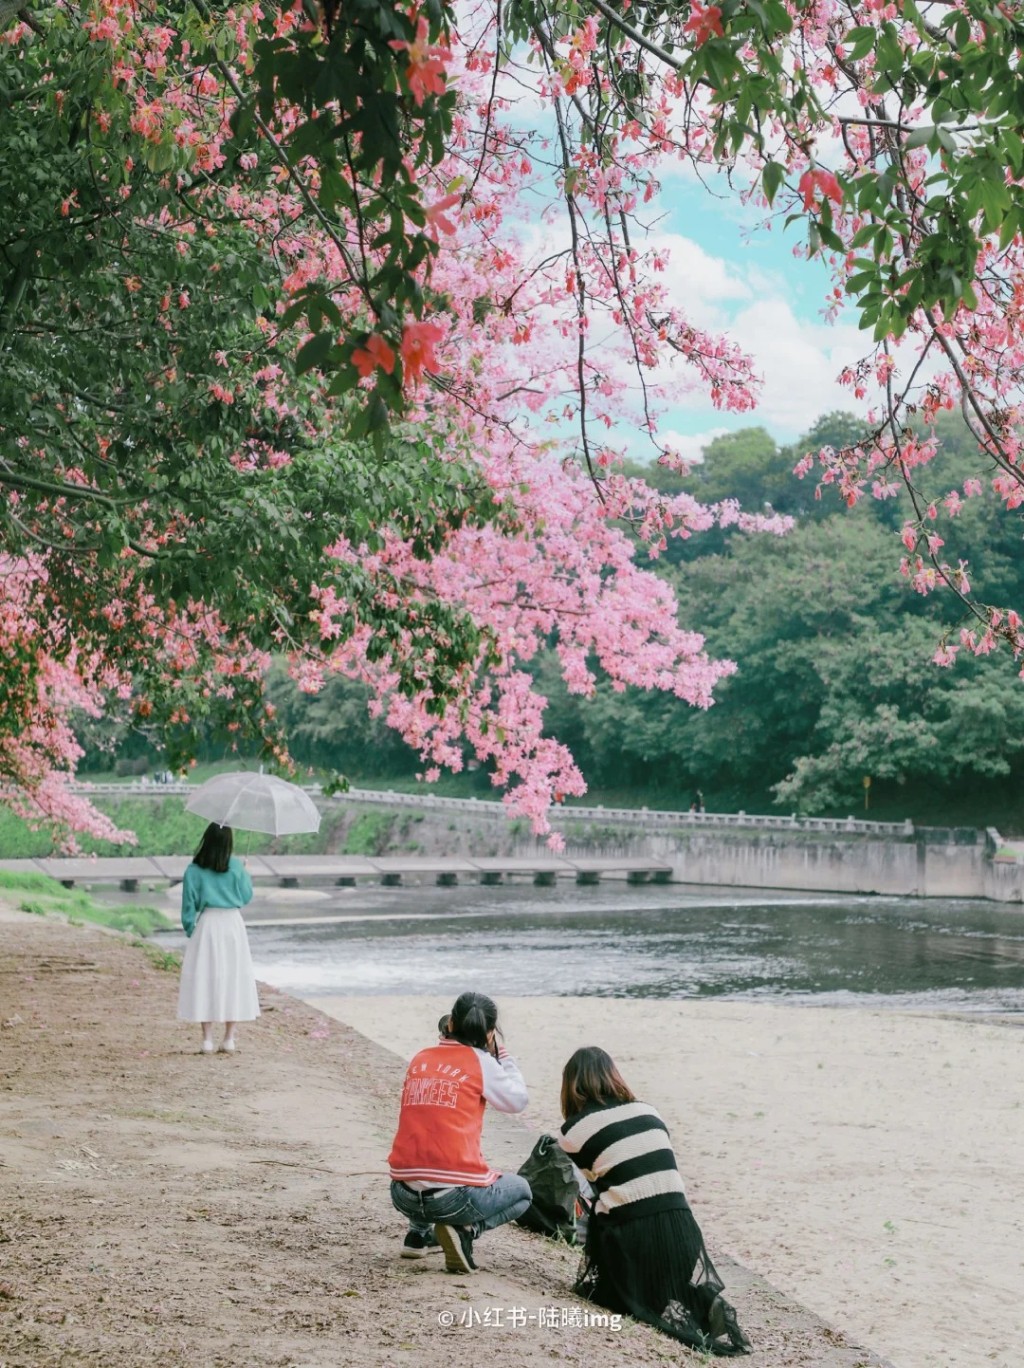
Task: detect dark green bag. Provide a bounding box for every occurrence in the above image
[515,1134,582,1243]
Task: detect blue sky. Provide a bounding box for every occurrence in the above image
[506,89,866,466]
[638,166,867,461]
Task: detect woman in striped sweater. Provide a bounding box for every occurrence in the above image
[558,1046,751,1356]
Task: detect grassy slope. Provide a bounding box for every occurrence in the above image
[0,870,175,940]
[0,773,416,859]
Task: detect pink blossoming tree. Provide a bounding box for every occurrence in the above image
[1,0,1022,844]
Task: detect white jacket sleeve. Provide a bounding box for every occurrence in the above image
[478,1045,529,1114]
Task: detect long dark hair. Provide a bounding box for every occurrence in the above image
[447,992,499,1052]
[561,1046,636,1121]
[194,822,233,873]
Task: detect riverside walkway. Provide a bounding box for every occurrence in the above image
[0,853,673,891]
[70,777,915,836]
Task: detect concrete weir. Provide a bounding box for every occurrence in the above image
[647,827,1015,901]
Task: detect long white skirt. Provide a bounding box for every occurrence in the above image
[177,907,260,1023]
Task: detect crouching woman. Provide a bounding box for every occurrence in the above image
[558,1046,751,1357]
[388,992,531,1274]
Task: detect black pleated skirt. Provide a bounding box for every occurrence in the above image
[574,1195,748,1356]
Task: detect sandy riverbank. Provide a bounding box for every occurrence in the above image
[1,896,1012,1367]
[313,994,1024,1368]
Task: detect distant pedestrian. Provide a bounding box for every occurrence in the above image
[177,823,259,1055]
[690,789,705,813]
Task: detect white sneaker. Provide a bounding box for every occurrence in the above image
[218,1039,236,1054]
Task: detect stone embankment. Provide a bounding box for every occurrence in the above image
[549,818,1015,901]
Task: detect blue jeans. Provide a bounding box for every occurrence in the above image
[391,1173,532,1239]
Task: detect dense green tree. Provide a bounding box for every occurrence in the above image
[688,429,783,511]
[264,666,418,780]
[774,618,1024,810]
[538,424,1024,811]
[648,518,910,804]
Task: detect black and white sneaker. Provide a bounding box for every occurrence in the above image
[401,1230,441,1260]
[433,1222,477,1274]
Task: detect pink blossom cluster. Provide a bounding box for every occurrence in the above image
[0,559,134,848]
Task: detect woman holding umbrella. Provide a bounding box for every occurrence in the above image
[177,822,260,1054]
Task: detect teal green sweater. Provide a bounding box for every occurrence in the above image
[180,857,253,937]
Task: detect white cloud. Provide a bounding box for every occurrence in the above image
[514,218,751,329]
[632,231,873,440]
[730,298,866,436]
[620,239,869,441]
[655,427,730,464]
[645,231,751,328]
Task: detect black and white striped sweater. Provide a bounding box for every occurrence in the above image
[559,1100,688,1218]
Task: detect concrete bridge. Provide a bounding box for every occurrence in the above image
[0,853,673,892]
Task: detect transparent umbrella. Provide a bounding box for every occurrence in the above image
[184,771,322,836]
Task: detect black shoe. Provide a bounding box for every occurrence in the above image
[662,1298,702,1337]
[709,1296,752,1354]
[434,1222,476,1274]
[400,1230,441,1260]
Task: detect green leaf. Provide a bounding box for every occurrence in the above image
[295,331,334,375]
[846,26,877,62]
[845,270,879,294]
[903,125,936,151]
[762,159,784,206]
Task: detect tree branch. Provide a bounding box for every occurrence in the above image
[584,0,684,72]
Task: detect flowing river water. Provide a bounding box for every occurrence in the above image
[148,881,1024,1011]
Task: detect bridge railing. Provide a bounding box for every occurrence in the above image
[69,780,916,837]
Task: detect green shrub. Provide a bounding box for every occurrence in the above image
[132,941,182,972]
